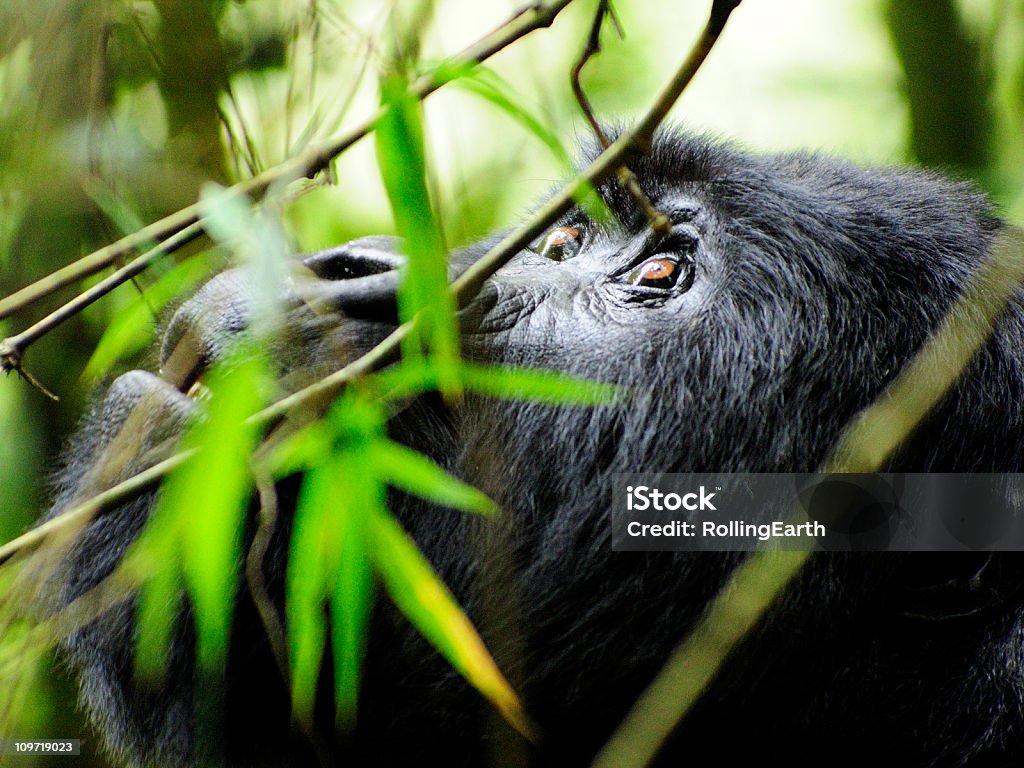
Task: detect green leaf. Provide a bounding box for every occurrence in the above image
[199,183,290,338]
[128,347,269,687]
[130,517,181,684]
[287,394,382,729]
[370,358,440,401]
[376,73,460,394]
[286,459,337,726]
[175,352,267,673]
[199,183,254,248]
[369,439,496,515]
[447,67,610,224]
[371,359,622,407]
[329,457,374,729]
[460,362,622,405]
[262,420,333,480]
[369,508,532,738]
[287,468,375,728]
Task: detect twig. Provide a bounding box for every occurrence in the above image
[4,365,59,402]
[632,0,742,145]
[570,0,621,147]
[0,450,193,569]
[590,223,1024,768]
[0,205,202,323]
[247,470,289,681]
[0,222,205,377]
[0,0,576,324]
[570,1,669,233]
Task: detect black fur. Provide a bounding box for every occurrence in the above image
[47,129,1024,766]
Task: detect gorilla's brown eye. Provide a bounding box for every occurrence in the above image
[627,258,678,288]
[536,226,582,261]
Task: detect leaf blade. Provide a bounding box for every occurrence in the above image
[369,508,532,739]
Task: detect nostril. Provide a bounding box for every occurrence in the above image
[303,236,405,281]
[299,236,404,322]
[304,251,394,280]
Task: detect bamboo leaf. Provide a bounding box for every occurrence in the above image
[130,520,181,683]
[125,347,268,687]
[287,393,382,728]
[369,508,532,738]
[370,439,496,515]
[373,360,621,407]
[329,458,375,729]
[286,459,337,726]
[174,353,266,673]
[262,421,333,479]
[452,69,572,168]
[376,73,460,393]
[460,362,622,405]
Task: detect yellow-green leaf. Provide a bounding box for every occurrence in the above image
[287,440,378,729]
[370,439,496,515]
[376,73,460,394]
[131,526,181,684]
[461,362,622,405]
[452,69,572,169]
[286,459,337,726]
[174,353,266,673]
[369,508,532,738]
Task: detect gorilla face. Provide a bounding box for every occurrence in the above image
[48,130,1024,767]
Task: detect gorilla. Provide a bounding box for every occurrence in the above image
[45,128,1024,767]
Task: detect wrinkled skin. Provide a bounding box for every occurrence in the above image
[47,130,1024,767]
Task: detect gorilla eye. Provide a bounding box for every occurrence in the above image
[627,257,680,289]
[535,226,582,261]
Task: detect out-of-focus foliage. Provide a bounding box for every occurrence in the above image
[1,0,1022,763]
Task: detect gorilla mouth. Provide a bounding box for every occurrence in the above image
[159,328,211,397]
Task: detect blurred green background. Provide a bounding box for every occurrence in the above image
[0,0,1022,763]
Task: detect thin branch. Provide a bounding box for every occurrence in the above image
[248,471,289,681]
[0,450,193,569]
[590,223,1024,768]
[632,0,741,145]
[0,205,201,323]
[569,0,620,146]
[0,0,576,324]
[571,1,669,233]
[0,222,205,376]
[6,365,59,402]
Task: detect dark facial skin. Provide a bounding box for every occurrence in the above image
[46,129,1024,767]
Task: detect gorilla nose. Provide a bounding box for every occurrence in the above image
[302,236,404,322]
